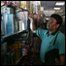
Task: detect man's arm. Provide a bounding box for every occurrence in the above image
[57,33,65,65]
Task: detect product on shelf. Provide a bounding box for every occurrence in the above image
[16,10,28,31]
[3,14,14,35]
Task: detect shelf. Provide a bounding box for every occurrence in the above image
[1,30,26,39]
[1,30,28,43]
[2,33,15,39]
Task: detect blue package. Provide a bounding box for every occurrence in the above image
[6,14,14,35]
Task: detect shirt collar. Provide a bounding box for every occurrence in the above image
[47,30,58,36]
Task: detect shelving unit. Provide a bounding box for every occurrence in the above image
[1,28,29,65]
[1,1,42,65]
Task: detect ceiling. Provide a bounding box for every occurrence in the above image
[41,1,56,10]
[41,1,65,16]
[1,1,65,16]
[41,1,65,10]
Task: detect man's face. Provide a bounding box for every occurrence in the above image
[47,17,59,31]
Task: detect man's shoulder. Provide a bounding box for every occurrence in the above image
[37,28,48,32]
[57,31,65,40]
[58,31,65,37]
[36,28,48,37]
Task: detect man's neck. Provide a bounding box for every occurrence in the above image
[48,31,52,34]
[48,29,58,35]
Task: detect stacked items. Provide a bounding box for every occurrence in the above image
[1,6,14,36]
[16,10,28,31]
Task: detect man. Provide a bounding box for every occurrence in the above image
[34,14,65,65]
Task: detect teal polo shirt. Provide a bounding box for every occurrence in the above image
[36,28,65,63]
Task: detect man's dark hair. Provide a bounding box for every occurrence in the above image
[50,14,63,27]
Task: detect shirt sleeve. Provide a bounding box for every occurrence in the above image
[35,28,47,39]
[35,28,41,37]
[57,33,65,55]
